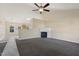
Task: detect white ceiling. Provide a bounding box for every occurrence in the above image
[27,3,79,10]
[0,3,79,22]
[0,3,79,12]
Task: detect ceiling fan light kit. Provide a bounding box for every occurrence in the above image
[32,3,50,14]
[39,8,43,12]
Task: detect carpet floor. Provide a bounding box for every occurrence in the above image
[0,42,7,56]
[16,38,79,56]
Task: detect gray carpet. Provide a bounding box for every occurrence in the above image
[16,38,79,56]
[0,42,7,56]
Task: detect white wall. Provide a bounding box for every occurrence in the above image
[0,20,6,41]
[42,10,79,43]
[0,3,42,41]
[0,3,79,44]
[5,22,19,39]
[19,29,40,39]
[18,9,79,43]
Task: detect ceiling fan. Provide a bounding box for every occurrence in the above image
[32,3,50,14]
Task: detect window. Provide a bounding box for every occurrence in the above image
[10,26,14,32]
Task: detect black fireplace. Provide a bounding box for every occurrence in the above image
[41,32,47,38]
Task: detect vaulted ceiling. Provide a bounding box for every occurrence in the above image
[28,3,79,10]
[0,3,79,22]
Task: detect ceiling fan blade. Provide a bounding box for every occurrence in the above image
[34,3,40,8]
[44,9,50,12]
[32,9,38,11]
[43,3,49,8]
